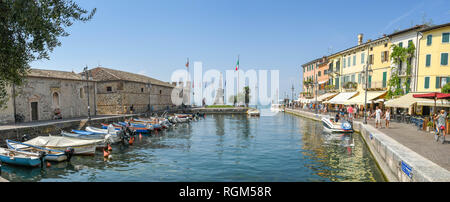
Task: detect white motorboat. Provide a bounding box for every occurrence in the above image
[321,117,353,133]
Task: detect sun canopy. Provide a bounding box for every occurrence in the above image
[317,93,339,102]
[385,93,450,108]
[323,92,359,104]
[342,91,387,105]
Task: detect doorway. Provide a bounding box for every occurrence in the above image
[31,102,38,121]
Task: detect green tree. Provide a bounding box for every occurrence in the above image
[442,83,450,93]
[387,41,415,99]
[0,0,96,107]
[244,86,250,107]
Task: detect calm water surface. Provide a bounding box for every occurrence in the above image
[1,113,385,182]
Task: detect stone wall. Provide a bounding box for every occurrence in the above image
[96,80,176,114]
[0,77,96,123]
[0,114,139,148]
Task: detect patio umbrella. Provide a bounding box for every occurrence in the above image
[413,93,450,114]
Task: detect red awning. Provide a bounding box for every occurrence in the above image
[413,93,450,100]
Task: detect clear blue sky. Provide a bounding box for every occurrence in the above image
[30,0,450,98]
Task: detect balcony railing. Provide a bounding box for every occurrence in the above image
[363,81,387,90]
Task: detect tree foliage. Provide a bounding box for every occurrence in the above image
[442,83,450,94]
[386,41,415,100]
[0,0,96,107]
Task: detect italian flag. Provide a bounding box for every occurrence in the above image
[235,57,239,71]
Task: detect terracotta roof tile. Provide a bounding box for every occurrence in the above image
[89,67,175,87]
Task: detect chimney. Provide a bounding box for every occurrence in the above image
[358,33,363,45]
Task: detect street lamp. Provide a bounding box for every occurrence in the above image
[362,64,373,124]
[83,66,91,121]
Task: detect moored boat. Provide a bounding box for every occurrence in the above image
[0,147,45,167]
[22,136,101,156]
[321,117,353,133]
[6,140,73,162]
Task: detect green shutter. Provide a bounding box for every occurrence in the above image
[442,33,449,43]
[383,72,387,88]
[436,77,441,88]
[335,78,339,89]
[361,53,365,64]
[426,54,431,67]
[408,40,413,47]
[427,35,432,46]
[425,77,430,89]
[399,42,403,48]
[441,53,448,65]
[368,76,372,88]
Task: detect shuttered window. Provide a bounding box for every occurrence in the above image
[441,53,448,65]
[425,77,430,89]
[353,55,356,66]
[436,77,441,88]
[399,42,403,48]
[426,54,431,67]
[442,33,449,43]
[408,40,413,47]
[427,35,432,46]
[382,72,387,88]
[361,53,365,64]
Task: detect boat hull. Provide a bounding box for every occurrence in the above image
[0,148,41,167]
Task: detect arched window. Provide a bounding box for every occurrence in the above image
[52,92,60,108]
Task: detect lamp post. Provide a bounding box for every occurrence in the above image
[362,64,373,124]
[83,66,91,121]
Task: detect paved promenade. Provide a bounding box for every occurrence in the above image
[290,107,450,171]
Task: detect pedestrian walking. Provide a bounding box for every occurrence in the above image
[385,107,390,129]
[372,106,382,128]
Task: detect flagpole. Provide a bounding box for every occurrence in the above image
[237,55,240,107]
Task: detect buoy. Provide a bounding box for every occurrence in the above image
[129,137,134,145]
[46,162,51,167]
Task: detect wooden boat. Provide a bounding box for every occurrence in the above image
[86,126,117,134]
[6,139,73,162]
[22,136,102,156]
[101,123,150,133]
[0,147,44,167]
[62,130,106,139]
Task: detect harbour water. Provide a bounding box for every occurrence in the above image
[0,113,385,182]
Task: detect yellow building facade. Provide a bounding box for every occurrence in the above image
[417,23,450,92]
[365,36,391,91]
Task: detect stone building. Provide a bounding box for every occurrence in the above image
[87,67,177,114]
[0,68,96,124]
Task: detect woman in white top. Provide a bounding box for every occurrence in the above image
[385,108,390,129]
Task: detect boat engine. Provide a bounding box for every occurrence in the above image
[64,147,75,162]
[21,134,31,142]
[38,151,47,168]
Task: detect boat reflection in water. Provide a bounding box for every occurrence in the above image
[299,117,384,182]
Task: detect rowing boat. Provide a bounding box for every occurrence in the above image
[6,140,72,162]
[0,147,44,167]
[22,136,101,156]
